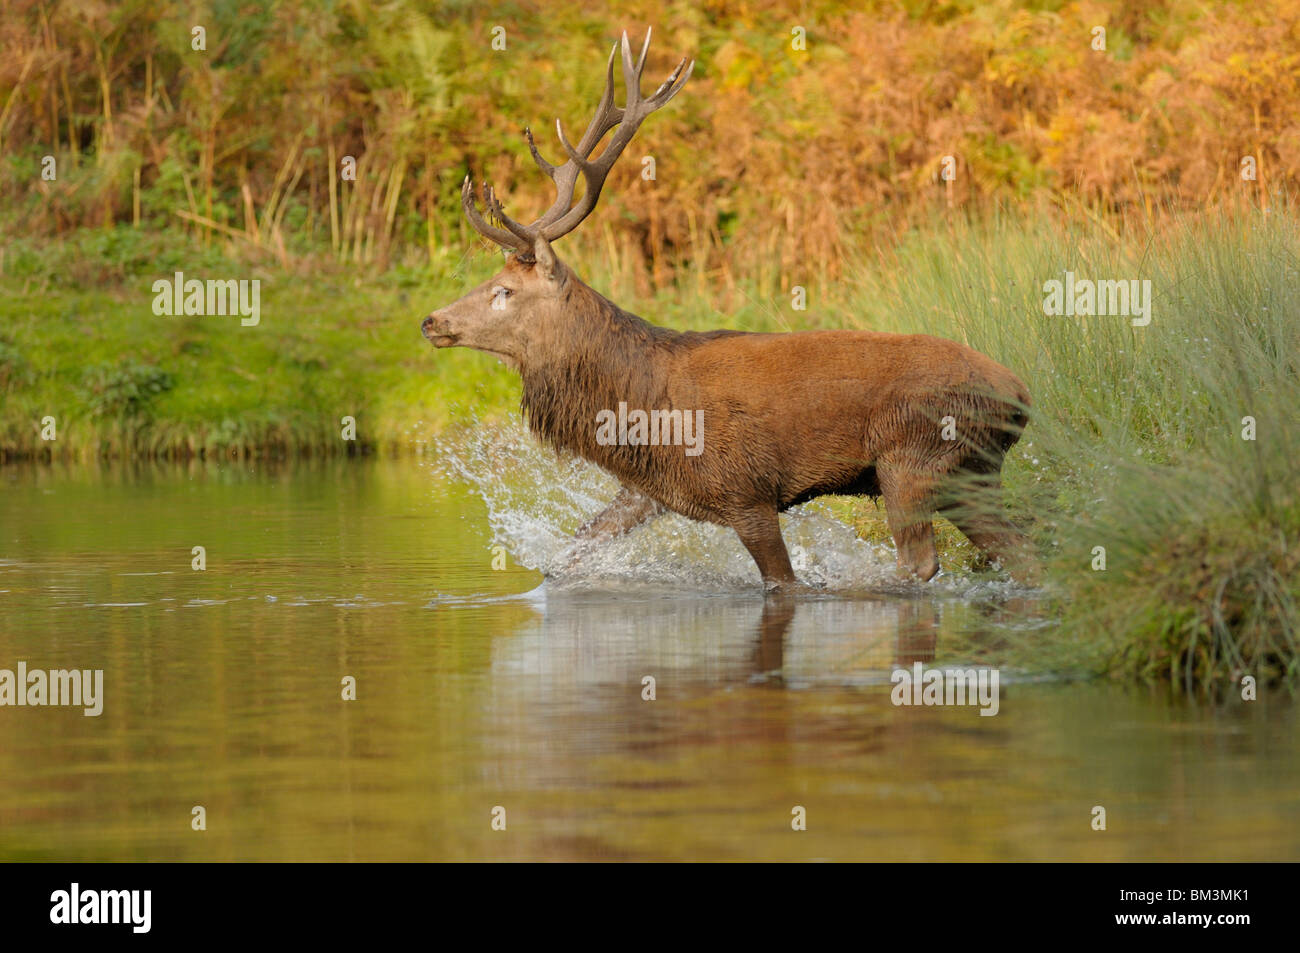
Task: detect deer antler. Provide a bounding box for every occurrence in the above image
[463,28,693,256]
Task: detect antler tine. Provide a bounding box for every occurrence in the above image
[461,177,530,253]
[523,127,556,180]
[549,43,625,165]
[635,27,652,80]
[649,57,693,108]
[620,31,643,110]
[484,183,535,244]
[573,43,625,158]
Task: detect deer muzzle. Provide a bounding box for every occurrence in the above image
[421,312,459,348]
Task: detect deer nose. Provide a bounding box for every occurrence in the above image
[421,314,438,338]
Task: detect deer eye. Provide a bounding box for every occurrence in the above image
[492,286,513,299]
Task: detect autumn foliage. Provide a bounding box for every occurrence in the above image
[1,0,1297,284]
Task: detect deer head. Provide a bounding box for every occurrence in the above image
[421,29,693,368]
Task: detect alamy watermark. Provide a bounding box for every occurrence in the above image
[0,662,103,716]
[50,883,150,933]
[595,402,704,456]
[151,271,260,326]
[1042,271,1151,326]
[890,662,1000,716]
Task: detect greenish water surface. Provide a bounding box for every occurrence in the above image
[0,458,1295,861]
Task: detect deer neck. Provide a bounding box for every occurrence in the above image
[519,284,675,459]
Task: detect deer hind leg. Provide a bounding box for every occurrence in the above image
[878,459,939,582]
[938,474,1040,586]
[731,507,797,590]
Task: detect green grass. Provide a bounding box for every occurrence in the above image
[830,207,1300,686]
[0,229,522,459]
[2,207,1297,686]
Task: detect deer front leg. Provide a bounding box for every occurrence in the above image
[553,486,665,576]
[575,486,665,543]
[731,508,798,591]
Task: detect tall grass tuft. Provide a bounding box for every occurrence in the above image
[841,205,1300,685]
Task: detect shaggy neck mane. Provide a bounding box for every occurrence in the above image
[520,280,677,460]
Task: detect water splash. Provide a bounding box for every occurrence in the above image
[431,416,1025,597]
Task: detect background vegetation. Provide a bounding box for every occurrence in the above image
[1,0,1297,281]
[1,0,1297,684]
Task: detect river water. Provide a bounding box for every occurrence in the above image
[1,435,1297,861]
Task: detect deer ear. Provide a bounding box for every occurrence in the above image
[532,235,563,284]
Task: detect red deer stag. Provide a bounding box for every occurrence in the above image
[422,29,1039,590]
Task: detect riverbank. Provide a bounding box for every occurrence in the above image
[0,228,518,460]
